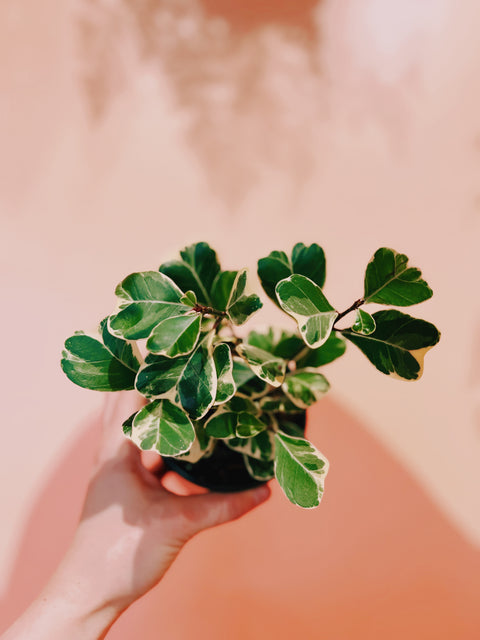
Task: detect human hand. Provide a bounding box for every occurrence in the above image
[2,392,270,640]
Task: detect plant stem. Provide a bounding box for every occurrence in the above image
[193,304,227,318]
[332,298,365,330]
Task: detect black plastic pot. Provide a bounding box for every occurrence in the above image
[162,411,306,493]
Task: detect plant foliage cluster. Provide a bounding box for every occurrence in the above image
[61,243,440,508]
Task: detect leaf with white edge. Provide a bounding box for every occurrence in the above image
[213,343,236,404]
[236,343,287,387]
[99,318,141,372]
[275,416,306,439]
[243,455,274,481]
[342,309,440,380]
[276,274,338,348]
[364,248,433,306]
[176,422,215,463]
[61,330,138,392]
[159,242,220,305]
[296,332,346,368]
[210,270,238,311]
[225,429,275,461]
[180,290,197,306]
[135,355,189,398]
[232,358,257,389]
[122,411,136,436]
[257,243,326,305]
[128,399,195,456]
[247,327,305,360]
[177,337,217,419]
[225,269,262,325]
[282,369,330,409]
[274,432,329,508]
[352,308,376,335]
[205,397,263,438]
[109,271,191,340]
[146,313,201,357]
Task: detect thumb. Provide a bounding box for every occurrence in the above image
[181,484,271,535]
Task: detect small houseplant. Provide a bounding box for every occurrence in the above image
[61,242,440,508]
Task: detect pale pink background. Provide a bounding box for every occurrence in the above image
[1,0,479,637]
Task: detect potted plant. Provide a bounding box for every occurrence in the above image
[61,242,440,508]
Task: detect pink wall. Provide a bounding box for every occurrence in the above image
[1,0,479,636]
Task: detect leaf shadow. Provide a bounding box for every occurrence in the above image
[76,0,326,207]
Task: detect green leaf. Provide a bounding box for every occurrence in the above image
[61,326,139,392]
[352,308,376,335]
[232,358,257,389]
[210,270,238,311]
[225,269,262,325]
[99,318,141,372]
[213,343,236,404]
[127,399,195,456]
[176,421,215,463]
[146,313,201,357]
[364,248,433,306]
[259,394,303,414]
[122,411,136,436]
[225,429,275,461]
[282,370,330,409]
[177,338,217,419]
[274,432,329,508]
[247,327,305,360]
[180,290,197,306]
[135,355,189,398]
[342,309,440,380]
[275,274,338,348]
[236,343,287,387]
[291,242,326,289]
[159,242,220,305]
[109,271,191,340]
[243,455,274,481]
[296,332,346,368]
[257,243,326,305]
[205,397,263,438]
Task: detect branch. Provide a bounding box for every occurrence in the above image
[332,298,364,330]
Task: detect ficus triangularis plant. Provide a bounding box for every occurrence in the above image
[61,243,440,508]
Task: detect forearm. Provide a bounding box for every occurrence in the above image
[1,544,123,640]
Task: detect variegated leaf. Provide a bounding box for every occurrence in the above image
[282,369,330,409]
[257,242,326,305]
[364,248,433,306]
[205,397,264,439]
[159,242,220,305]
[225,429,275,461]
[210,270,238,311]
[177,337,217,419]
[225,269,262,325]
[128,399,195,456]
[342,309,440,380]
[352,308,376,335]
[275,274,338,349]
[146,312,201,357]
[176,421,215,463]
[135,355,189,398]
[243,455,274,481]
[213,343,236,404]
[109,271,191,340]
[274,432,329,508]
[236,343,287,387]
[61,321,140,392]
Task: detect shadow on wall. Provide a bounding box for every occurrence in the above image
[77,0,326,205]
